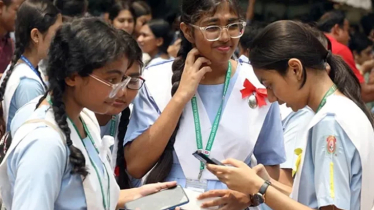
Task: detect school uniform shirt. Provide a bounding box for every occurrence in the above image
[280,106,314,169]
[124,63,286,190]
[238,54,249,64]
[291,95,374,210]
[1,63,45,131]
[2,100,118,210]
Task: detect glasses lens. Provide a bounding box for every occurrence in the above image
[228,23,244,38]
[204,26,221,41]
[127,78,144,90]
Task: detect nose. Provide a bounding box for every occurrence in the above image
[219,28,230,42]
[266,89,277,103]
[137,35,143,43]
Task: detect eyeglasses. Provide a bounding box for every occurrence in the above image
[89,74,145,98]
[190,21,246,42]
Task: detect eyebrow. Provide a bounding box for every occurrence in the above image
[127,72,141,77]
[105,69,123,75]
[202,18,219,24]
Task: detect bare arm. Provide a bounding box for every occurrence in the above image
[124,95,187,178]
[264,165,280,180]
[125,49,212,178]
[278,168,293,187]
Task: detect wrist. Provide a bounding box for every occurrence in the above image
[173,91,191,105]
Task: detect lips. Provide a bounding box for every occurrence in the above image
[215,46,231,52]
[113,100,126,107]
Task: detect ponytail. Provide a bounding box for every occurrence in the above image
[326,52,374,126]
[144,31,193,183]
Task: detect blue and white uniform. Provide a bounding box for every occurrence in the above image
[0,101,119,210]
[125,60,286,193]
[291,95,374,210]
[0,61,46,131]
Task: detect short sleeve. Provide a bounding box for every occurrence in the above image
[7,126,67,210]
[281,108,314,169]
[311,115,359,210]
[253,102,286,165]
[14,77,44,109]
[124,84,161,146]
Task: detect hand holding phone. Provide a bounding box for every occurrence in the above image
[193,151,225,166]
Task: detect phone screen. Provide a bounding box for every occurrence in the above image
[124,185,189,210]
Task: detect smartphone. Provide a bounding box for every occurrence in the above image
[124,185,189,210]
[192,151,225,166]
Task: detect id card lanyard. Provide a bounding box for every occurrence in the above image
[191,62,232,180]
[20,55,47,88]
[109,115,117,137]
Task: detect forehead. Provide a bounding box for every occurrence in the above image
[198,2,239,25]
[118,10,133,18]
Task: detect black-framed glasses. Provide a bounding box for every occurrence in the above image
[190,21,246,42]
[89,74,145,98]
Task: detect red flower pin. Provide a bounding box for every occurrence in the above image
[240,79,268,107]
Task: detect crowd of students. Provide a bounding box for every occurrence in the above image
[0,0,373,209]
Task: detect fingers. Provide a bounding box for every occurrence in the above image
[185,48,199,66]
[201,197,228,208]
[196,66,212,78]
[221,158,245,167]
[198,190,227,200]
[155,181,177,191]
[192,57,211,70]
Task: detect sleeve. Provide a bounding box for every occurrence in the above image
[311,116,356,210]
[123,84,161,146]
[253,102,286,165]
[8,126,67,210]
[337,48,365,83]
[281,108,314,169]
[14,77,44,110]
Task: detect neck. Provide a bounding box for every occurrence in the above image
[0,26,7,38]
[200,60,233,85]
[96,114,113,126]
[63,90,84,126]
[307,72,335,112]
[22,49,40,68]
[149,50,169,59]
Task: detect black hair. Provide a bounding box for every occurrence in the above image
[109,0,136,23]
[349,32,373,54]
[317,10,346,33]
[37,17,137,177]
[249,20,374,126]
[146,19,174,55]
[305,22,330,50]
[1,0,12,6]
[361,13,374,37]
[115,34,143,189]
[0,0,59,134]
[239,22,265,53]
[132,0,151,18]
[145,0,241,184]
[53,0,87,17]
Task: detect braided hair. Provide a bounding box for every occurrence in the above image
[0,0,59,136]
[45,17,137,177]
[145,0,241,184]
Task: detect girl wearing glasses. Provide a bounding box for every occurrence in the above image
[206,20,374,210]
[0,17,176,210]
[94,35,145,190]
[124,0,285,209]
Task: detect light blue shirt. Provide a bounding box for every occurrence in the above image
[6,104,105,210]
[125,65,286,191]
[281,107,315,169]
[298,115,362,210]
[7,77,44,131]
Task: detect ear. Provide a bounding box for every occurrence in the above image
[65,73,80,87]
[180,22,194,44]
[156,37,164,47]
[331,24,341,36]
[288,58,304,81]
[30,28,40,45]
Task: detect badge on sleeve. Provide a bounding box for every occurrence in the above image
[326,136,337,154]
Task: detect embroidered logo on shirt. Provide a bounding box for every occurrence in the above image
[326,136,337,154]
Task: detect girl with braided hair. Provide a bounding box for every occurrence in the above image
[0,0,61,135]
[124,0,286,209]
[0,17,176,210]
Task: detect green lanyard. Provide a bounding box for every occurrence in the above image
[316,84,337,113]
[109,115,117,137]
[191,62,232,180]
[47,98,111,209]
[69,117,111,210]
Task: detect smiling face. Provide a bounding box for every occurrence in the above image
[181,2,241,66]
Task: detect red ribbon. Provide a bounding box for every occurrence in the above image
[240,79,268,107]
